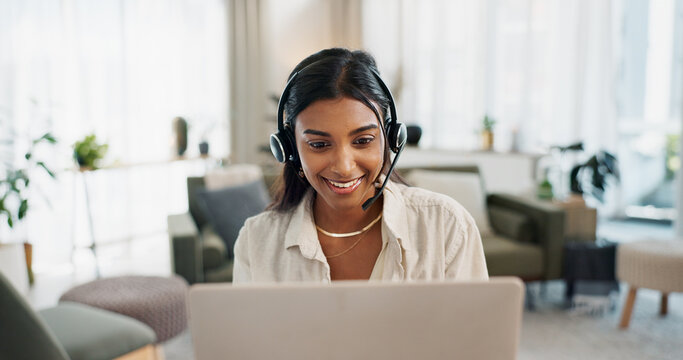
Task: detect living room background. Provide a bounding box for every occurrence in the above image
[1,0,682,270]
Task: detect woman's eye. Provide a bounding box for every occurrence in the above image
[308,141,329,149]
[354,137,375,145]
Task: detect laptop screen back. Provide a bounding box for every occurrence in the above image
[189,277,524,360]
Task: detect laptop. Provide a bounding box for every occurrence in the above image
[188,277,524,360]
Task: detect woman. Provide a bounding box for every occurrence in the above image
[233,48,487,282]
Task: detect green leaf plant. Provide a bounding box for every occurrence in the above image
[73,134,108,170]
[0,133,57,228]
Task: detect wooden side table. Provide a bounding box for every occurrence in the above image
[553,195,597,243]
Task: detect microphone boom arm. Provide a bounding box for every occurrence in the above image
[362,144,405,211]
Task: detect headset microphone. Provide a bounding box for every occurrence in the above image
[362,140,405,211]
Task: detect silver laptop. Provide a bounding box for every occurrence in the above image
[188,277,524,360]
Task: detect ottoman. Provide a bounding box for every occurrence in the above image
[60,275,189,342]
[616,239,683,329]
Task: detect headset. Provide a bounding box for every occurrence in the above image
[270,61,407,211]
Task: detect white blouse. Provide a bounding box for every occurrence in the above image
[233,181,489,283]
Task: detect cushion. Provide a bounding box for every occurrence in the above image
[204,164,263,190]
[406,169,492,236]
[39,302,156,360]
[197,179,271,258]
[481,235,543,277]
[488,205,536,243]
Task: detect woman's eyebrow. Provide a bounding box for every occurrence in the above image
[302,124,378,137]
[348,124,378,135]
[302,129,331,136]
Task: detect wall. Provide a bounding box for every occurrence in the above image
[230,0,362,165]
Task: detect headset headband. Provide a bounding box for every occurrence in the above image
[276,63,398,137]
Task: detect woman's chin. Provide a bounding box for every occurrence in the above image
[316,185,375,213]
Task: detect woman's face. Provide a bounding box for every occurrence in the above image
[295,97,385,213]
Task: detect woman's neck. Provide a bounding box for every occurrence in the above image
[312,196,383,235]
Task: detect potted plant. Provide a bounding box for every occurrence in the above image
[481,115,496,151]
[198,119,219,157]
[569,150,619,203]
[73,134,108,170]
[0,132,57,285]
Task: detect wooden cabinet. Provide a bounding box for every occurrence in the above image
[553,196,597,243]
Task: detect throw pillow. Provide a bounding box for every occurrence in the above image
[488,206,535,243]
[197,179,271,258]
[204,164,264,190]
[406,169,492,236]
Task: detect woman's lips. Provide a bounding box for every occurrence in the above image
[323,176,363,195]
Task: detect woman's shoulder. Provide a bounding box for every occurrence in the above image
[243,209,291,230]
[393,183,472,219]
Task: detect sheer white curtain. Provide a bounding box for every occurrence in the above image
[491,0,616,154]
[362,0,616,153]
[1,0,228,164]
[0,0,228,270]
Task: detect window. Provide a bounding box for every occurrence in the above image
[363,0,682,219]
[0,0,229,270]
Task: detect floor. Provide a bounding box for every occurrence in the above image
[22,217,682,359]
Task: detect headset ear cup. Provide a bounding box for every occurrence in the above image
[270,133,287,163]
[386,122,407,153]
[270,129,297,163]
[395,122,407,150]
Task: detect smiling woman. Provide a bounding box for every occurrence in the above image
[297,98,385,215]
[233,48,488,282]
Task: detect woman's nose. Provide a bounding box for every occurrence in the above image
[329,145,356,176]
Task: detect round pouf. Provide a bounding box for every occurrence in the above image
[616,239,683,329]
[60,275,189,342]
[617,240,683,292]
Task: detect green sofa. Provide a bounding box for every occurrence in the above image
[398,166,566,281]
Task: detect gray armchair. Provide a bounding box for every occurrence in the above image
[168,176,233,284]
[168,170,271,284]
[399,166,566,281]
[0,272,156,360]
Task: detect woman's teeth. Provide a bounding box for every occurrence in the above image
[328,178,361,188]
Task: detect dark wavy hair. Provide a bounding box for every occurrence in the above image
[268,48,405,212]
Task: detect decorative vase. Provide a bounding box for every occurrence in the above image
[173,117,188,156]
[406,125,422,146]
[199,141,209,156]
[482,130,494,151]
[23,242,34,285]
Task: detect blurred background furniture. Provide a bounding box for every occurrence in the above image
[0,243,29,296]
[563,241,619,300]
[0,272,157,360]
[398,148,544,196]
[401,166,566,282]
[60,275,189,343]
[167,164,271,284]
[552,196,598,243]
[617,239,683,329]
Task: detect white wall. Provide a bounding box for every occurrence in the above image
[230,0,362,164]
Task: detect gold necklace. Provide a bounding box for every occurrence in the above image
[324,231,369,259]
[315,212,383,238]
